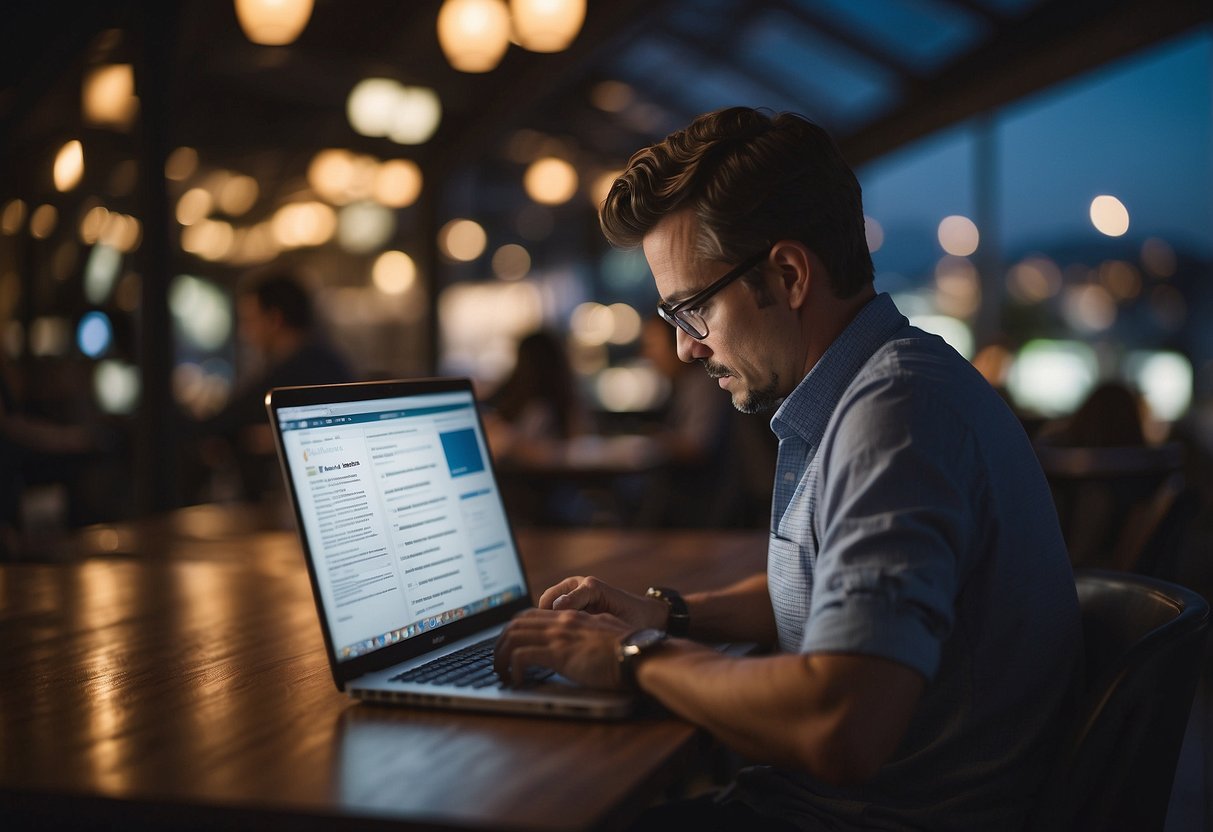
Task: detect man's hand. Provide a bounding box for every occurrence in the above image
[493,608,634,689]
[537,576,668,630]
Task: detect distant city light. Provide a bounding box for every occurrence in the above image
[933,256,980,319]
[864,215,884,253]
[1090,195,1129,236]
[1006,255,1062,304]
[1006,340,1098,418]
[77,311,113,358]
[908,314,973,360]
[1061,284,1116,333]
[1125,351,1192,422]
[1140,237,1176,278]
[937,215,979,256]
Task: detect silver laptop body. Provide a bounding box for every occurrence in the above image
[266,377,633,719]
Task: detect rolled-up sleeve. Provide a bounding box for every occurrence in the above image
[802,374,980,681]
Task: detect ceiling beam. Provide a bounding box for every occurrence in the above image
[764,0,925,86]
[841,0,1213,165]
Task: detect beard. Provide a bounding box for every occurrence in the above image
[702,360,782,414]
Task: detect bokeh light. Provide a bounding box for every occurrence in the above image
[76,311,113,358]
[1006,340,1098,418]
[524,157,578,205]
[170,275,232,350]
[937,215,979,256]
[491,243,531,280]
[372,250,417,295]
[439,218,487,261]
[54,140,85,192]
[864,215,884,253]
[1090,194,1129,236]
[94,359,140,414]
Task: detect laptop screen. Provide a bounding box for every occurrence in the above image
[273,385,527,664]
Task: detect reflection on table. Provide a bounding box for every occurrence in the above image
[0,503,765,831]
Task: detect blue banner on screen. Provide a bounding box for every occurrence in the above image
[440,428,485,478]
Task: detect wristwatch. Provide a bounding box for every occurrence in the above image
[617,627,668,690]
[645,586,690,637]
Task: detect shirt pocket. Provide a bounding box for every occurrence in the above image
[767,533,814,653]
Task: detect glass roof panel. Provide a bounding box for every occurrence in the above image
[739,11,901,132]
[610,37,809,122]
[787,0,989,73]
[972,0,1046,14]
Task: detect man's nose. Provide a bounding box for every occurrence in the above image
[676,328,707,363]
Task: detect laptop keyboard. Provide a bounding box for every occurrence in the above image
[389,638,553,688]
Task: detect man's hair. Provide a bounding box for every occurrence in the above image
[245,271,314,331]
[600,107,874,298]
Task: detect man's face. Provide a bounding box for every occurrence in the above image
[643,211,788,414]
[237,295,276,353]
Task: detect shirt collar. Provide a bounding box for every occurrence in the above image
[770,292,908,445]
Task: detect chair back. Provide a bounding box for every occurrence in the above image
[1031,569,1209,831]
[1035,443,1186,571]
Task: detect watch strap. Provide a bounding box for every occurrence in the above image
[646,586,690,637]
[617,628,668,690]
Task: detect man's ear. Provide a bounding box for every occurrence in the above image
[770,241,814,310]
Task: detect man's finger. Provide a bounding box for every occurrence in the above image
[538,577,585,609]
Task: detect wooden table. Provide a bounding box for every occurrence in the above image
[0,504,766,831]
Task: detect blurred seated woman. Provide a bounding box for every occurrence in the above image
[482,329,589,465]
[1035,382,1171,569]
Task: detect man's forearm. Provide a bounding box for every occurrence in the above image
[685,572,777,645]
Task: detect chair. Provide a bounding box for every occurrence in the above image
[1030,569,1210,831]
[1035,443,1187,573]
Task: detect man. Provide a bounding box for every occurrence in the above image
[494,107,1080,830]
[201,270,353,498]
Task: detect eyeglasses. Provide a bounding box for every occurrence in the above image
[657,247,771,340]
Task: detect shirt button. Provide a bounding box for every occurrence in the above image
[784,472,795,481]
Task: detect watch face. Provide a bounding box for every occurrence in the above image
[626,628,667,651]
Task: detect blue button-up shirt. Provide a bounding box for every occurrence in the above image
[741,293,1081,831]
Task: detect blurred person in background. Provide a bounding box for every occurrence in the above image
[635,315,766,528]
[482,329,593,524]
[483,329,589,463]
[198,269,354,501]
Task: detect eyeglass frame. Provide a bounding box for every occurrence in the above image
[656,246,772,340]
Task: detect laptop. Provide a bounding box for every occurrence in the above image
[266,377,635,719]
